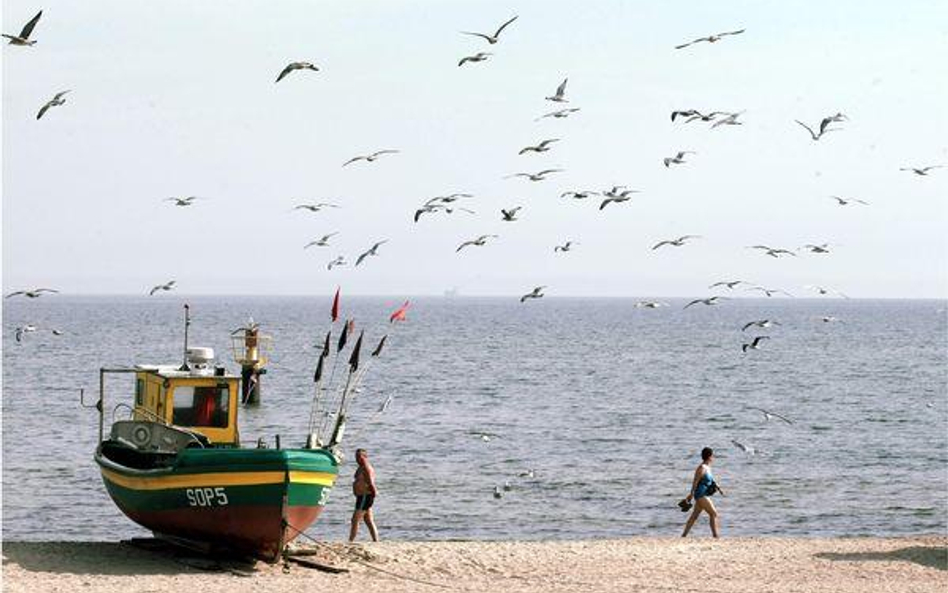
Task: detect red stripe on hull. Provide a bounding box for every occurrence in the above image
[125,504,324,562]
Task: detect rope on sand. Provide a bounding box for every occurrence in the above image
[283,521,453,589]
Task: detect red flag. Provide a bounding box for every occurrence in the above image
[389,300,410,323]
[331,287,340,322]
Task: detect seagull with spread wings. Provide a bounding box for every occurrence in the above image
[166,196,202,207]
[36,91,71,120]
[275,61,319,83]
[355,240,388,266]
[520,286,546,303]
[518,139,560,155]
[327,256,346,271]
[501,207,522,222]
[795,119,839,141]
[545,78,569,102]
[829,195,869,206]
[746,286,794,298]
[664,151,695,167]
[747,407,793,425]
[460,15,518,44]
[304,233,338,249]
[748,245,797,258]
[342,149,399,167]
[900,165,943,176]
[5,288,58,299]
[456,234,498,252]
[506,169,562,182]
[709,280,750,290]
[553,241,578,253]
[536,107,580,121]
[148,280,176,296]
[458,51,492,67]
[294,202,340,213]
[599,188,640,210]
[652,235,701,250]
[675,29,745,50]
[742,335,770,353]
[683,296,728,309]
[742,319,781,332]
[561,190,599,200]
[3,10,42,46]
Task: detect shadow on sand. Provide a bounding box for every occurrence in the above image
[2,540,262,576]
[815,546,947,571]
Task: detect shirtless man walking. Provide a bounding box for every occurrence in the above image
[349,448,380,542]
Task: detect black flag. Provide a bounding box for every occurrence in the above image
[321,330,331,358]
[313,353,325,383]
[348,331,364,373]
[337,319,350,352]
[371,335,387,358]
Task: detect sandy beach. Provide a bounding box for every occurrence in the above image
[2,537,945,593]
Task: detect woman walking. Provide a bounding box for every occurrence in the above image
[681,447,721,538]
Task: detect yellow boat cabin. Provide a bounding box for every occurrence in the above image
[131,347,240,446]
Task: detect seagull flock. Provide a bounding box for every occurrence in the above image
[4,8,943,500]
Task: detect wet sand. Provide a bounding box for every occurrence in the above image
[2,537,945,592]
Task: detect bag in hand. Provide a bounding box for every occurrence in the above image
[678,499,692,512]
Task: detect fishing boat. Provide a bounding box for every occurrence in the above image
[90,298,398,562]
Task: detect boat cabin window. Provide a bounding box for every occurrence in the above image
[172,385,229,428]
[135,379,145,406]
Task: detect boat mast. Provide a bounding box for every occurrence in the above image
[179,304,191,372]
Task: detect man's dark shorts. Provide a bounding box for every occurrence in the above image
[354,494,375,511]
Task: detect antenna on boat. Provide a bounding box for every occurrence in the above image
[179,304,191,372]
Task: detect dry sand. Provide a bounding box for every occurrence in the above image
[2,537,945,593]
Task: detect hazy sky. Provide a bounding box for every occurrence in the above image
[3,0,947,297]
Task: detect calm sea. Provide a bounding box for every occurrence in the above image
[2,296,946,541]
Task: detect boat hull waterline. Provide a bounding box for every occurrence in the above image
[96,446,338,562]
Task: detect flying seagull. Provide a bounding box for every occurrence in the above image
[671,110,729,123]
[709,280,749,290]
[805,285,849,298]
[795,119,838,141]
[675,29,745,50]
[900,165,943,176]
[731,439,757,455]
[554,241,578,253]
[166,196,201,207]
[148,280,176,296]
[501,207,521,221]
[275,61,319,83]
[14,325,38,343]
[5,288,58,299]
[429,192,473,204]
[355,240,388,266]
[36,91,71,120]
[635,301,668,308]
[536,107,580,121]
[711,111,744,128]
[664,151,695,167]
[561,190,599,200]
[746,286,793,298]
[327,256,346,271]
[3,10,42,46]
[294,202,340,212]
[342,149,399,167]
[461,15,518,44]
[652,235,701,250]
[741,319,781,332]
[748,245,797,258]
[506,169,562,182]
[519,139,560,155]
[599,189,640,210]
[800,243,831,254]
[304,233,338,248]
[820,112,847,134]
[520,286,546,303]
[747,406,793,425]
[458,51,492,67]
[742,335,770,352]
[456,234,498,252]
[545,78,569,102]
[829,195,869,206]
[684,296,728,309]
